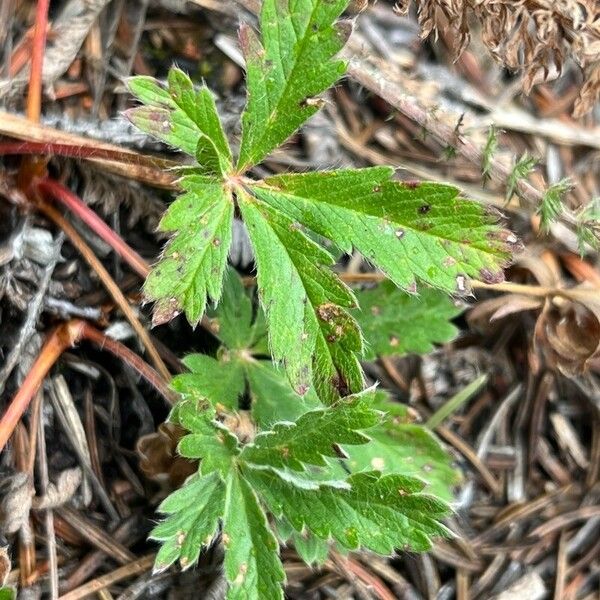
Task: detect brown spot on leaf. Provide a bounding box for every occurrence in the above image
[152,297,181,327]
[419,204,431,214]
[443,256,457,267]
[300,97,326,109]
[295,383,309,396]
[404,180,421,189]
[317,303,344,323]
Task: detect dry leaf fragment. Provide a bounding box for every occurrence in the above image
[136,423,197,489]
[0,473,33,535]
[396,0,600,116]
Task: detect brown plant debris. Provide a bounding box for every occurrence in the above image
[394,0,600,116]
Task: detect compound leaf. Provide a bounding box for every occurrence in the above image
[249,469,452,554]
[144,177,233,326]
[151,472,226,572]
[223,471,285,600]
[237,0,351,170]
[241,393,379,471]
[354,281,461,359]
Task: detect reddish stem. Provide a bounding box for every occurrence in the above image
[27,0,50,123]
[0,320,176,454]
[0,141,173,171]
[37,178,150,279]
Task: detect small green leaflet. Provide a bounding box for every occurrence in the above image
[151,472,226,572]
[237,0,351,171]
[205,267,268,353]
[238,186,364,402]
[506,152,537,201]
[256,169,513,291]
[247,468,452,553]
[276,518,330,565]
[127,68,232,166]
[240,395,380,471]
[0,589,15,600]
[143,176,233,326]
[343,392,460,501]
[538,178,571,233]
[354,281,461,359]
[223,471,285,600]
[244,169,513,398]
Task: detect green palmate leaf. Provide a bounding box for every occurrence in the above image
[151,472,226,572]
[127,68,232,167]
[238,188,364,402]
[237,0,351,170]
[343,393,460,501]
[241,393,379,471]
[248,468,452,553]
[223,471,285,600]
[144,177,233,325]
[354,281,461,359]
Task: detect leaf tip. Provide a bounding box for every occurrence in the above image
[152,297,182,327]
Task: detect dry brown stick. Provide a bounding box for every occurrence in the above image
[58,554,155,600]
[530,506,600,539]
[56,506,135,565]
[60,517,142,592]
[0,111,178,189]
[344,49,545,209]
[35,200,170,381]
[436,426,503,498]
[36,391,59,600]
